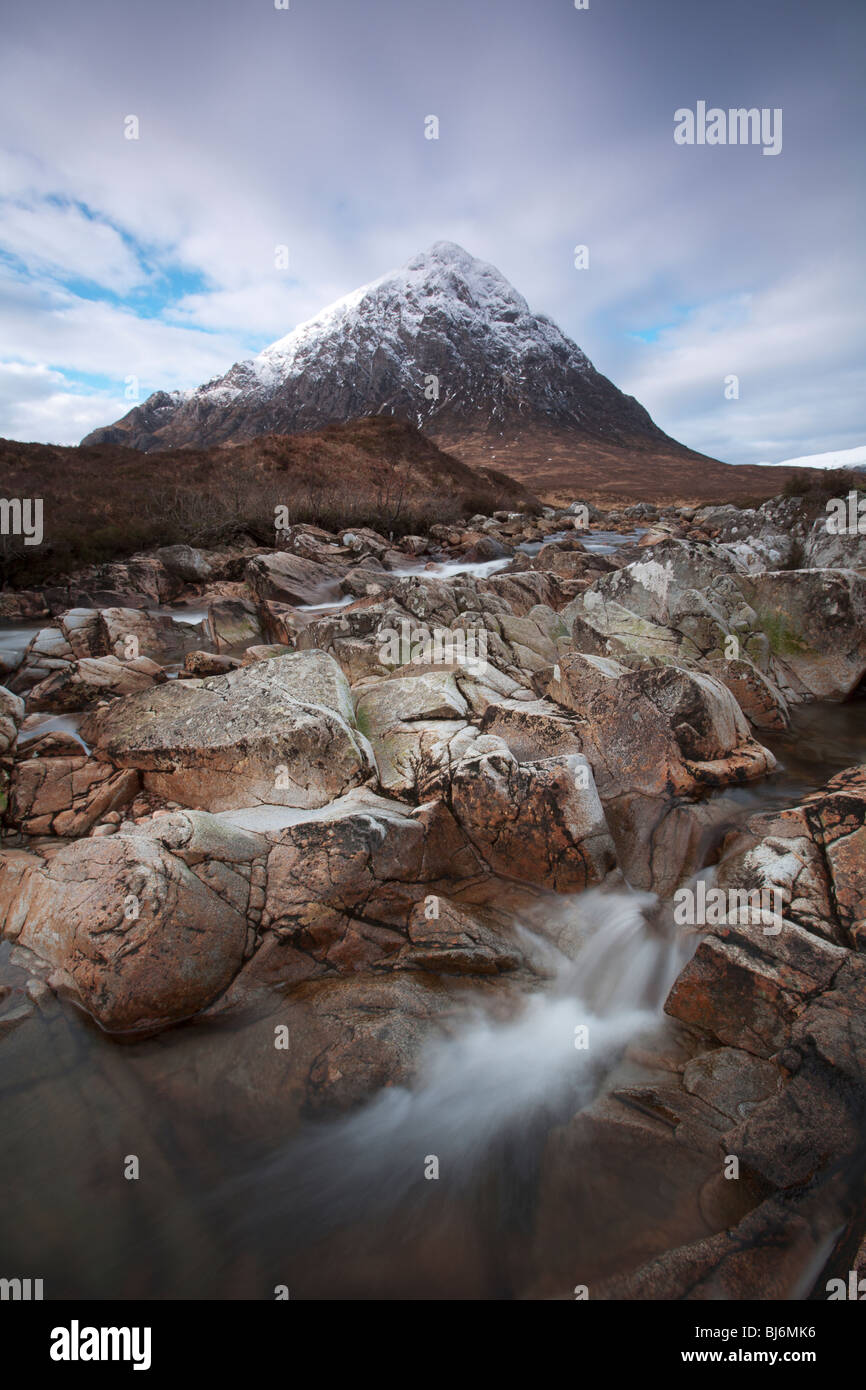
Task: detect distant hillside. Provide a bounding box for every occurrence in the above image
[453,426,827,507]
[0,417,538,588]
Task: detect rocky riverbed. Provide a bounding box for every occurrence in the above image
[1,492,865,1299]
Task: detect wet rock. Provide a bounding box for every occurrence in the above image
[255,599,309,645]
[547,653,775,890]
[461,535,513,563]
[389,897,522,975]
[233,789,487,985]
[446,737,615,891]
[715,764,866,949]
[8,607,196,695]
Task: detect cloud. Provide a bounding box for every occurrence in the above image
[621,265,866,463]
[0,361,127,444]
[0,198,147,293]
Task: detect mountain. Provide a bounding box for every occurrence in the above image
[82,241,722,496]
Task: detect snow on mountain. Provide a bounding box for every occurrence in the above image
[758,444,866,471]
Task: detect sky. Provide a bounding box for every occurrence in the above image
[0,0,863,465]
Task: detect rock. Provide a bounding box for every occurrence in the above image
[701,656,790,731]
[356,671,469,726]
[256,600,309,645]
[0,833,251,1031]
[246,551,345,607]
[715,765,866,949]
[549,653,775,797]
[80,650,374,812]
[9,756,139,837]
[183,650,242,677]
[483,569,583,615]
[25,655,167,713]
[205,598,264,652]
[805,512,866,570]
[681,1046,781,1121]
[477,696,585,762]
[665,922,847,1057]
[154,544,214,585]
[97,607,190,663]
[565,540,866,712]
[743,568,866,701]
[390,897,522,975]
[445,737,615,891]
[0,591,50,622]
[248,789,486,985]
[547,653,775,892]
[0,685,25,754]
[7,607,197,694]
[240,644,294,665]
[461,535,513,563]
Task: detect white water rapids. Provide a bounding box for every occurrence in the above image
[226,886,695,1246]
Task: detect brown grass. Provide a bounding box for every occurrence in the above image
[0,418,539,587]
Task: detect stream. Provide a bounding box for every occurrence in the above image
[1,547,865,1299]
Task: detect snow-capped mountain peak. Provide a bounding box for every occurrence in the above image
[82,241,665,459]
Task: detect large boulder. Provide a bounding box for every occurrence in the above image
[353,671,471,794]
[743,568,866,701]
[548,654,774,800]
[249,789,487,984]
[81,650,374,812]
[0,832,253,1031]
